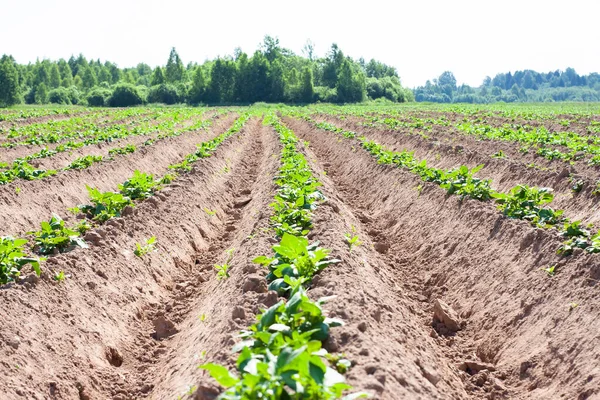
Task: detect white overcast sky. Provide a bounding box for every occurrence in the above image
[2,0,599,88]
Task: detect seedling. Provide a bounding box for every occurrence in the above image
[0,236,43,284]
[541,265,556,277]
[204,208,216,216]
[28,214,88,255]
[74,220,92,235]
[65,155,103,170]
[134,236,156,257]
[119,170,160,200]
[491,150,507,159]
[570,177,584,193]
[326,353,352,374]
[214,264,230,280]
[15,187,21,195]
[345,226,362,251]
[199,314,207,322]
[414,184,423,196]
[79,186,133,222]
[53,270,67,282]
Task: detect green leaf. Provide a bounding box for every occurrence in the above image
[252,255,273,266]
[198,363,239,388]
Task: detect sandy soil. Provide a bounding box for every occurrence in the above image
[1,111,598,400]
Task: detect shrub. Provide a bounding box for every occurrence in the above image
[48,87,71,105]
[148,83,181,105]
[314,86,337,103]
[87,86,112,107]
[67,86,81,105]
[108,83,144,107]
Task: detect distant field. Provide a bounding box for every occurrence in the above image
[1,104,599,399]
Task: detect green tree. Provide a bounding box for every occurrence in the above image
[207,59,237,103]
[108,83,144,107]
[261,35,281,63]
[336,59,365,103]
[58,60,73,87]
[34,82,48,104]
[234,52,251,102]
[81,66,98,90]
[301,66,314,103]
[165,47,185,83]
[269,59,285,102]
[247,52,269,102]
[187,66,206,104]
[97,67,112,84]
[49,64,61,88]
[151,67,165,85]
[0,58,21,107]
[34,61,50,87]
[322,44,344,88]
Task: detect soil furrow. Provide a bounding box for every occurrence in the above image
[0,110,97,135]
[0,110,163,163]
[130,119,281,399]
[322,115,600,225]
[31,111,214,172]
[287,117,600,400]
[0,112,237,237]
[0,117,263,399]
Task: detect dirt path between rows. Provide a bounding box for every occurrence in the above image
[286,117,600,400]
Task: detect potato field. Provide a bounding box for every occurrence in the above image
[1,103,600,400]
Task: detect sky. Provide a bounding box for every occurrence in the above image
[2,0,599,88]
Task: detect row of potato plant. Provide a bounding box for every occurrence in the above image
[0,114,249,285]
[0,109,177,164]
[0,107,86,124]
[291,113,600,257]
[1,108,138,142]
[200,113,366,400]
[354,111,600,165]
[0,110,216,185]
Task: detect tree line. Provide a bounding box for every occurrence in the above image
[0,36,412,107]
[414,69,600,103]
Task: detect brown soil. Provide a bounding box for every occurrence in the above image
[327,114,600,226]
[0,113,237,237]
[31,111,212,172]
[1,111,599,400]
[0,110,159,164]
[285,117,600,400]
[0,110,96,134]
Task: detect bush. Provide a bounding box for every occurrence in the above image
[87,86,112,107]
[314,86,337,103]
[67,86,81,105]
[366,78,384,100]
[108,83,144,107]
[148,83,181,105]
[136,85,149,103]
[48,87,71,105]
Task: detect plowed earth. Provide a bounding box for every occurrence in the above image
[1,109,599,400]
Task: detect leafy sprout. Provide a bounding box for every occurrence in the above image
[134,236,156,257]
